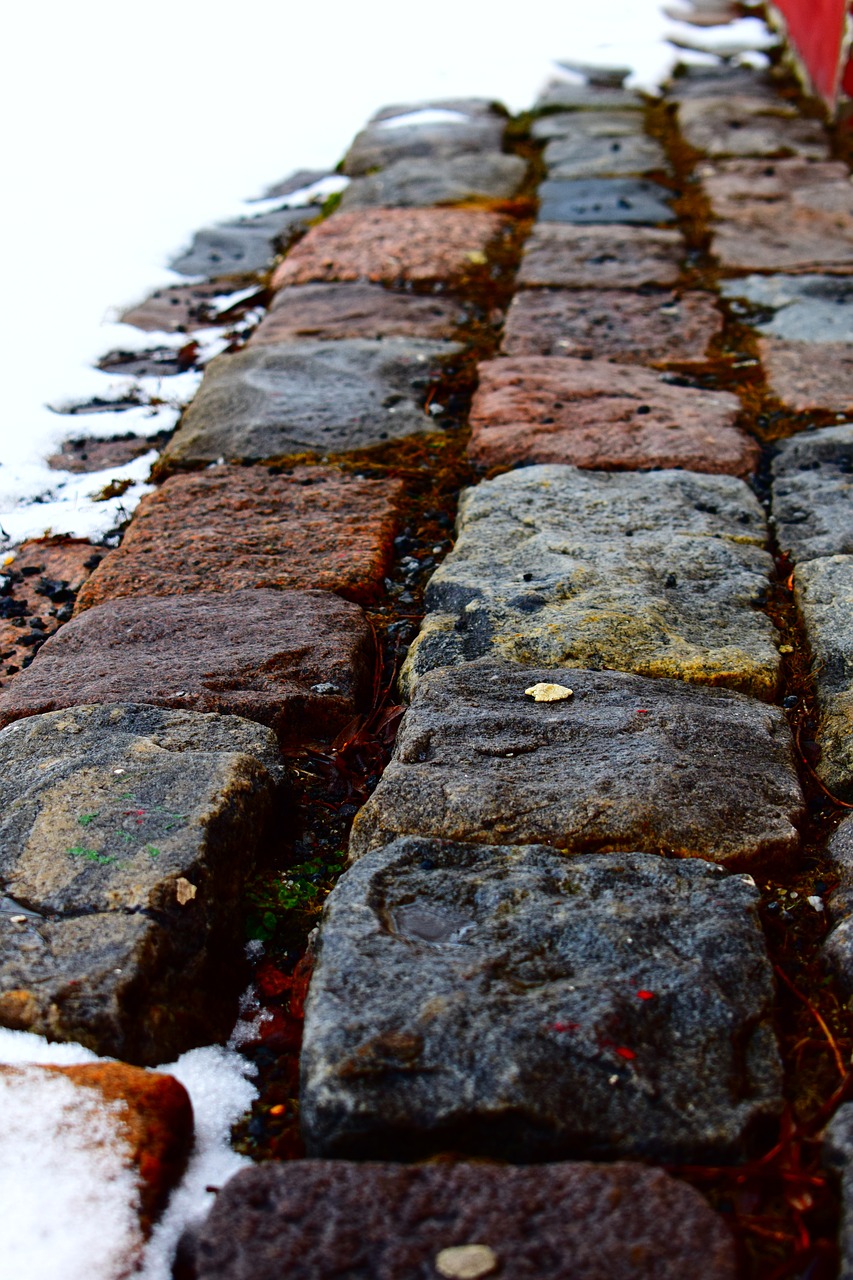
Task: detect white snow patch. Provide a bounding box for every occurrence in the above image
[377,108,472,128]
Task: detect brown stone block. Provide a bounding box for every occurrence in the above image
[758,337,853,412]
[252,282,464,345]
[271,208,512,289]
[0,589,374,746]
[702,159,853,271]
[501,288,722,363]
[120,281,247,333]
[74,465,403,611]
[517,223,684,288]
[177,1159,737,1280]
[467,355,756,476]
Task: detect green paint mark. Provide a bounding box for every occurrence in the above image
[68,846,115,866]
[77,812,99,826]
[146,845,161,859]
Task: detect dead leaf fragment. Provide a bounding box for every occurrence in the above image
[524,682,573,703]
[435,1244,498,1279]
[175,877,197,905]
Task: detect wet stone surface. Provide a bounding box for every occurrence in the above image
[253,283,466,345]
[302,840,782,1162]
[350,659,804,868]
[720,273,853,343]
[793,556,853,800]
[501,287,721,362]
[757,337,853,412]
[158,338,462,469]
[467,355,754,476]
[678,95,828,159]
[702,159,853,272]
[516,223,684,287]
[339,153,527,210]
[74,465,403,610]
[342,118,507,177]
[0,704,281,1062]
[270,207,512,289]
[401,464,780,699]
[772,424,853,563]
[0,589,374,747]
[537,178,675,225]
[542,132,668,179]
[169,209,314,279]
[178,1158,737,1280]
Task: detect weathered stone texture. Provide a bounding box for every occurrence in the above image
[758,337,853,412]
[678,96,828,158]
[517,223,684,288]
[720,273,853,342]
[254,283,465,346]
[74,465,403,610]
[0,704,281,1061]
[302,840,781,1162]
[401,465,779,699]
[772,424,853,563]
[342,119,506,176]
[538,178,675,224]
[158,338,462,470]
[177,1159,737,1280]
[350,659,803,868]
[271,208,512,290]
[794,556,853,799]
[543,132,667,178]
[169,209,314,278]
[702,159,853,271]
[532,109,647,142]
[340,153,527,209]
[501,288,721,362]
[467,355,755,476]
[0,589,374,745]
[535,81,645,111]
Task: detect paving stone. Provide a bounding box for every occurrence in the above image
[400,465,779,699]
[538,178,675,224]
[270,208,512,289]
[720,273,853,342]
[758,337,853,412]
[74,465,403,610]
[342,119,506,177]
[302,839,781,1161]
[822,816,853,993]
[120,281,249,333]
[169,209,314,278]
[252,283,465,345]
[535,80,646,111]
[176,1158,737,1280]
[501,287,721,362]
[543,133,668,179]
[0,703,282,1061]
[517,223,684,288]
[532,109,647,142]
[793,556,853,800]
[678,95,828,159]
[0,589,374,745]
[158,338,463,470]
[369,98,507,124]
[467,355,755,476]
[772,424,853,563]
[702,159,853,272]
[666,65,781,101]
[0,540,105,692]
[339,153,527,210]
[349,659,804,867]
[47,430,173,474]
[259,168,329,198]
[823,1105,853,1280]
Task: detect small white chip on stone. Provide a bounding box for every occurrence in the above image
[524,682,573,702]
[176,877,197,905]
[435,1244,498,1279]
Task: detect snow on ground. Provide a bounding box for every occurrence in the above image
[0,1029,257,1280]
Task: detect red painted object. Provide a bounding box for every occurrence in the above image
[772,0,849,107]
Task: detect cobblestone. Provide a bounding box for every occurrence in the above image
[772,424,853,562]
[516,223,684,287]
[720,273,853,342]
[501,287,721,362]
[158,338,462,469]
[74,465,403,609]
[793,556,853,799]
[339,153,527,209]
[252,282,465,344]
[350,659,803,867]
[342,118,506,176]
[534,80,645,111]
[401,464,779,698]
[302,840,781,1161]
[678,95,828,158]
[169,209,314,279]
[537,178,675,224]
[0,589,374,745]
[177,1159,737,1280]
[542,133,667,178]
[0,704,281,1061]
[758,337,853,412]
[467,355,754,475]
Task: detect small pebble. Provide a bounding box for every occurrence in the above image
[524,682,573,703]
[435,1245,498,1279]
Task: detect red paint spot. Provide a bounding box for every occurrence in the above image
[636,990,655,1000]
[615,1046,636,1061]
[551,1021,580,1033]
[636,709,649,715]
